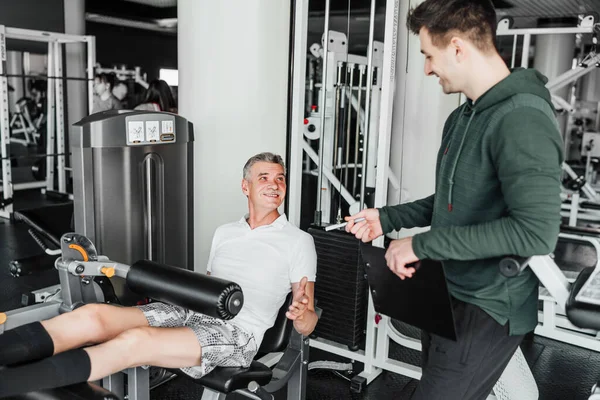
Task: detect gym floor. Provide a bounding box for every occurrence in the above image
[0,194,599,400]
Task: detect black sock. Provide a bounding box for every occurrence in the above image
[0,322,54,366]
[0,348,91,398]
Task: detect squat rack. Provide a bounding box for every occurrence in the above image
[0,26,96,219]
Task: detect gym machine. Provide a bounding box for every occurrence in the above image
[0,232,314,400]
[71,110,194,305]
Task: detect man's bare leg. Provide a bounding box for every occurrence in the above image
[84,326,201,381]
[0,319,200,397]
[0,304,147,367]
[41,303,149,354]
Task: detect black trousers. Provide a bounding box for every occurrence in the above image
[411,299,525,400]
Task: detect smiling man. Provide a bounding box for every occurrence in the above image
[0,152,318,397]
[345,0,563,399]
[207,152,319,350]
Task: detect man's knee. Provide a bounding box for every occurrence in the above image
[75,304,118,341]
[112,327,156,362]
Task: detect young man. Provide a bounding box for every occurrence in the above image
[346,1,563,399]
[0,152,318,397]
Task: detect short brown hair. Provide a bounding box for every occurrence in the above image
[407,0,497,52]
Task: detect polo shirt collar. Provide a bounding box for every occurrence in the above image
[238,213,287,229]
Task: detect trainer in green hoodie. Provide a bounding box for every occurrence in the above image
[382,67,563,336]
[345,1,564,397]
[346,6,563,338]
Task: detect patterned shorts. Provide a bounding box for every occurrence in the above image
[136,302,258,379]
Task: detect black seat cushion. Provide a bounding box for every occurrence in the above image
[7,382,119,400]
[259,292,294,354]
[191,360,272,393]
[176,292,294,393]
[566,267,600,330]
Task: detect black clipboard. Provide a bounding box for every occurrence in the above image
[361,244,457,340]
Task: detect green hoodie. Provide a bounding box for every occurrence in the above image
[379,68,564,335]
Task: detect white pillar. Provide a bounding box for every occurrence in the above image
[533,31,575,102]
[387,0,461,239]
[64,0,87,125]
[178,0,291,272]
[532,20,576,156]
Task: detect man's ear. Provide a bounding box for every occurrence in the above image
[450,37,466,62]
[241,179,249,196]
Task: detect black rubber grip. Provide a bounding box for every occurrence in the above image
[127,260,244,320]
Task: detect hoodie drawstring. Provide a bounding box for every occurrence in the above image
[447,111,477,212]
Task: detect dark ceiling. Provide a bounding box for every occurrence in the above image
[84,0,600,35]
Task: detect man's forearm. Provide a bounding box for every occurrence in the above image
[379,194,435,234]
[293,310,319,336]
[412,213,560,261]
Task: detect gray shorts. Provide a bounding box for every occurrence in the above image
[137,302,258,379]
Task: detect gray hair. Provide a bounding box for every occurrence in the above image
[243,152,286,180]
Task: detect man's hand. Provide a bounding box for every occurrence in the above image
[345,208,383,243]
[286,277,310,321]
[385,237,419,280]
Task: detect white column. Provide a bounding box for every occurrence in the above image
[533,35,575,102]
[64,0,87,124]
[532,21,576,156]
[178,0,291,272]
[386,0,461,239]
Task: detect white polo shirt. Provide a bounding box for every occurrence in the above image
[207,214,317,346]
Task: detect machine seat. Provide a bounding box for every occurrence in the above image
[193,360,272,393]
[12,382,119,400]
[566,267,600,330]
[188,292,295,393]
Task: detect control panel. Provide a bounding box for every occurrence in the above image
[125,114,177,146]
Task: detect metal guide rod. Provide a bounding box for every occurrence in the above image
[314,0,331,224]
[359,0,377,210]
[344,63,355,188]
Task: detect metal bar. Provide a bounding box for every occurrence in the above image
[344,63,355,188]
[287,0,309,227]
[12,182,47,191]
[46,42,56,192]
[0,73,92,81]
[102,373,125,399]
[0,25,13,217]
[521,33,531,68]
[546,53,600,93]
[511,34,517,69]
[144,158,154,260]
[353,65,365,197]
[497,27,594,36]
[569,193,580,226]
[314,0,331,224]
[303,140,356,207]
[359,0,377,209]
[5,27,90,43]
[55,42,66,194]
[87,36,96,114]
[332,62,343,171]
[126,367,150,400]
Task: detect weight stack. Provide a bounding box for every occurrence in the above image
[308,226,369,350]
